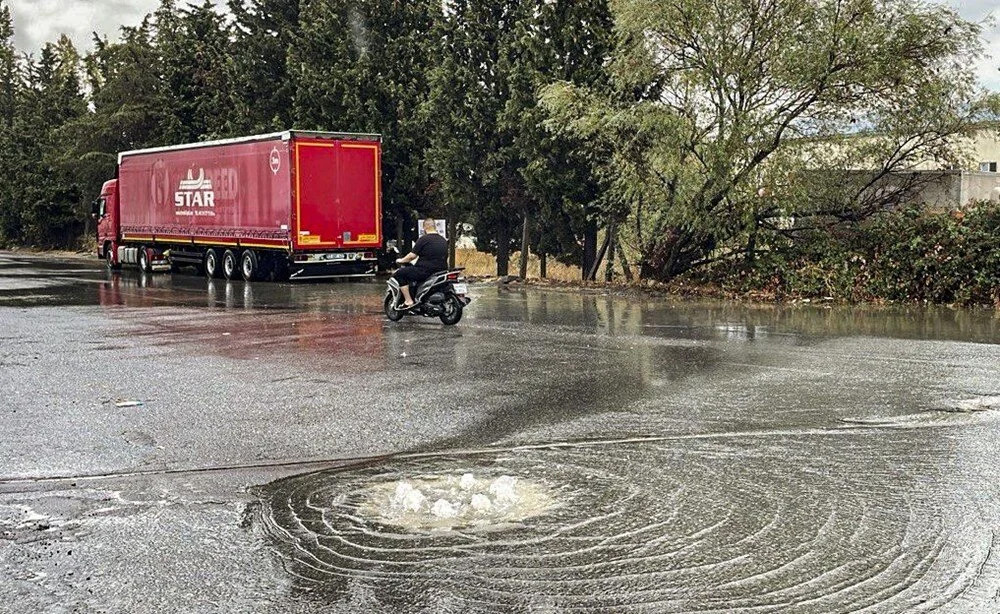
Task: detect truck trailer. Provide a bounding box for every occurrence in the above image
[94,130,383,281]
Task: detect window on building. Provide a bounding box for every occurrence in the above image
[980,161,998,172]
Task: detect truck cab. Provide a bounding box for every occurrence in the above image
[94,179,120,267]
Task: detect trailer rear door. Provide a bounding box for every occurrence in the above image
[294,138,381,250]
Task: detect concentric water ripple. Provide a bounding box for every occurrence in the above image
[257,433,997,612]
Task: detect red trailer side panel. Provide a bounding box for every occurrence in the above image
[293,137,381,251]
[118,138,292,248]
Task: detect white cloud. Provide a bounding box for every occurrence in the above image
[9,0,160,54]
[976,27,1000,92]
[947,1,999,91]
[5,0,1000,91]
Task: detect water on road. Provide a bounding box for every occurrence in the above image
[2,252,1000,612]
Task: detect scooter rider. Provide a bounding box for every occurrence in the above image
[394,219,449,309]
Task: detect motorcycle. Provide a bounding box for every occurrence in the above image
[384,266,471,325]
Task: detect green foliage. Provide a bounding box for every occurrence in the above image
[156,0,233,141]
[12,36,89,246]
[544,0,996,282]
[695,204,1000,305]
[290,0,437,241]
[425,0,614,276]
[0,0,999,305]
[227,0,301,133]
[504,0,615,272]
[0,1,19,243]
[53,22,179,247]
[424,0,526,274]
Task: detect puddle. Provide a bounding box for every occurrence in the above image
[256,437,997,612]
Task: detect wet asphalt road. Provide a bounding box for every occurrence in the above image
[3,252,1000,613]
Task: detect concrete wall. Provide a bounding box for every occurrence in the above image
[961,172,1000,205]
[904,171,1000,210]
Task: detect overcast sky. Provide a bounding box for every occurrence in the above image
[7,0,1000,90]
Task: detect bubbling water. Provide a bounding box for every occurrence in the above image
[359,473,557,532]
[258,437,999,612]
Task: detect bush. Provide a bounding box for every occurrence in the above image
[689,202,1000,305]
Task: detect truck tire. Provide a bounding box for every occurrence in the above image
[240,250,259,282]
[138,246,151,273]
[272,258,291,282]
[104,243,119,271]
[204,249,221,279]
[222,249,239,281]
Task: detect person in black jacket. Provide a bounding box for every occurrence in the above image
[393,219,449,309]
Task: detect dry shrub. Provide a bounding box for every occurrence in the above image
[455,249,582,281]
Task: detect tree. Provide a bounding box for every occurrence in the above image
[290,0,438,246]
[502,0,615,279]
[227,0,302,133]
[17,36,89,245]
[0,1,19,244]
[58,20,180,240]
[156,0,233,142]
[543,0,995,281]
[425,0,525,276]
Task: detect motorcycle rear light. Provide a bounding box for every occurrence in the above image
[447,273,459,281]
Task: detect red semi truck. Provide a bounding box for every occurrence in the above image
[94,130,383,280]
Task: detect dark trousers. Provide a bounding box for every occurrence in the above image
[393,266,434,286]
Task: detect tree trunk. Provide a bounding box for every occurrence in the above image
[496,223,510,277]
[617,242,634,282]
[582,219,597,280]
[519,213,530,279]
[395,217,405,248]
[83,215,92,245]
[605,225,616,282]
[539,252,547,279]
[451,221,463,268]
[587,229,612,281]
[448,226,457,269]
[745,220,758,265]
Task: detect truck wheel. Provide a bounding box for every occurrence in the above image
[222,249,239,280]
[439,295,464,326]
[104,243,119,271]
[272,258,291,282]
[204,249,221,279]
[240,250,259,282]
[138,246,151,273]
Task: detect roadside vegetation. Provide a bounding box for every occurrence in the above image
[686,202,1000,305]
[0,0,997,303]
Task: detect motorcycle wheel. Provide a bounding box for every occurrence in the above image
[439,295,463,325]
[384,293,405,322]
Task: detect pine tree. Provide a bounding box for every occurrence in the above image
[227,0,302,132]
[58,20,179,245]
[425,0,525,276]
[156,0,233,141]
[0,1,19,244]
[18,36,89,246]
[290,0,437,247]
[502,0,614,279]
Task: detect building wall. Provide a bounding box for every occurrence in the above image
[962,172,1000,204]
[904,171,1000,210]
[967,132,1000,172]
[799,127,1000,209]
[912,172,963,210]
